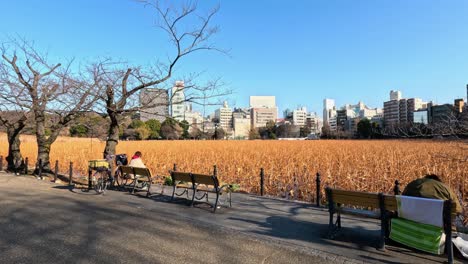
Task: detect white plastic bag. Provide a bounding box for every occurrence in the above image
[453,233,468,259]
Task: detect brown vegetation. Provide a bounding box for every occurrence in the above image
[0,134,465,201]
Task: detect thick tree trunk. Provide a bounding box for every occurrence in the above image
[6,126,23,171]
[104,111,119,157]
[35,111,52,172]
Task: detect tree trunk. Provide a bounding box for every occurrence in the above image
[35,111,52,172]
[6,126,24,171]
[104,111,119,157]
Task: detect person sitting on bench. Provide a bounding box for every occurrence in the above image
[129,151,146,169]
[403,174,462,214]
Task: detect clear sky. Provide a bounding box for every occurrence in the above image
[1,0,468,116]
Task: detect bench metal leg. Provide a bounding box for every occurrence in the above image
[337,210,341,229]
[131,179,138,194]
[189,186,196,207]
[444,200,453,264]
[146,181,151,197]
[326,187,336,238]
[378,193,386,251]
[213,192,219,213]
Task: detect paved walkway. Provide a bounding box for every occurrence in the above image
[0,173,462,263]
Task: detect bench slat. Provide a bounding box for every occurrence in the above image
[172,172,192,182]
[192,173,216,186]
[120,166,134,174]
[332,193,380,208]
[132,167,151,177]
[331,189,379,198]
[384,195,397,211]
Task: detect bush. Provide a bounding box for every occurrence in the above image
[163,176,173,186]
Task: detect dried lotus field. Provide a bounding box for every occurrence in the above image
[0,134,467,208]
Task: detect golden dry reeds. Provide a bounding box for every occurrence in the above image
[0,134,466,209]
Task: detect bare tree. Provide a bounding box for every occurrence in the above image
[90,1,229,156]
[0,110,29,171]
[0,51,32,171]
[1,39,99,171]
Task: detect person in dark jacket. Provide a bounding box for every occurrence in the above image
[402,174,462,214]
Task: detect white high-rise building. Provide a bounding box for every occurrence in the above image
[184,111,204,131]
[306,112,321,134]
[215,101,233,131]
[390,90,402,101]
[170,81,185,121]
[292,107,307,126]
[323,99,337,131]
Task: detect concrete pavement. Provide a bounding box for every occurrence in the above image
[0,173,461,263]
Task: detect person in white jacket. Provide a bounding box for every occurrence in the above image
[128,151,146,168]
[127,151,149,191]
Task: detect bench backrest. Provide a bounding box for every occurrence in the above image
[384,195,397,211]
[328,189,381,209]
[171,171,192,183]
[133,167,151,177]
[192,173,218,187]
[120,166,151,179]
[327,188,457,218]
[120,166,134,175]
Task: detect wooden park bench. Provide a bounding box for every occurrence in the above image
[119,166,153,197]
[325,187,457,263]
[170,168,232,213]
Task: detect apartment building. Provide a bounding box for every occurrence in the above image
[383,90,427,127]
[292,107,307,126]
[170,81,186,121]
[139,88,169,122]
[215,101,233,131]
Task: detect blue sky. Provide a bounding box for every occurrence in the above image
[1,0,468,116]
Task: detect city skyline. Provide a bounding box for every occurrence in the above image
[1,1,468,115]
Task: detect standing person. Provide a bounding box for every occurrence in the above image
[129,151,146,168]
[402,174,462,214]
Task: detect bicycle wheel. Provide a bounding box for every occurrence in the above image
[94,171,107,194]
[115,169,130,188]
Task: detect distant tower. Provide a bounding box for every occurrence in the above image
[390,90,402,101]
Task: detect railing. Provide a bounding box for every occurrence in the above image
[0,155,403,205]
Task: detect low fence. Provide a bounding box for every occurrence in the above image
[0,155,404,206]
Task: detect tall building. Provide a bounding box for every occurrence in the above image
[429,104,454,125]
[170,81,185,121]
[249,96,278,128]
[336,109,347,131]
[250,96,276,108]
[323,99,337,131]
[383,90,427,127]
[390,90,402,101]
[232,108,251,139]
[251,108,278,128]
[139,88,169,122]
[292,107,307,126]
[184,111,204,131]
[306,112,321,134]
[215,101,233,131]
[333,101,382,132]
[407,98,427,122]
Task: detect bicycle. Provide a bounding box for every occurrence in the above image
[85,159,112,195]
[113,154,132,190]
[92,166,111,194]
